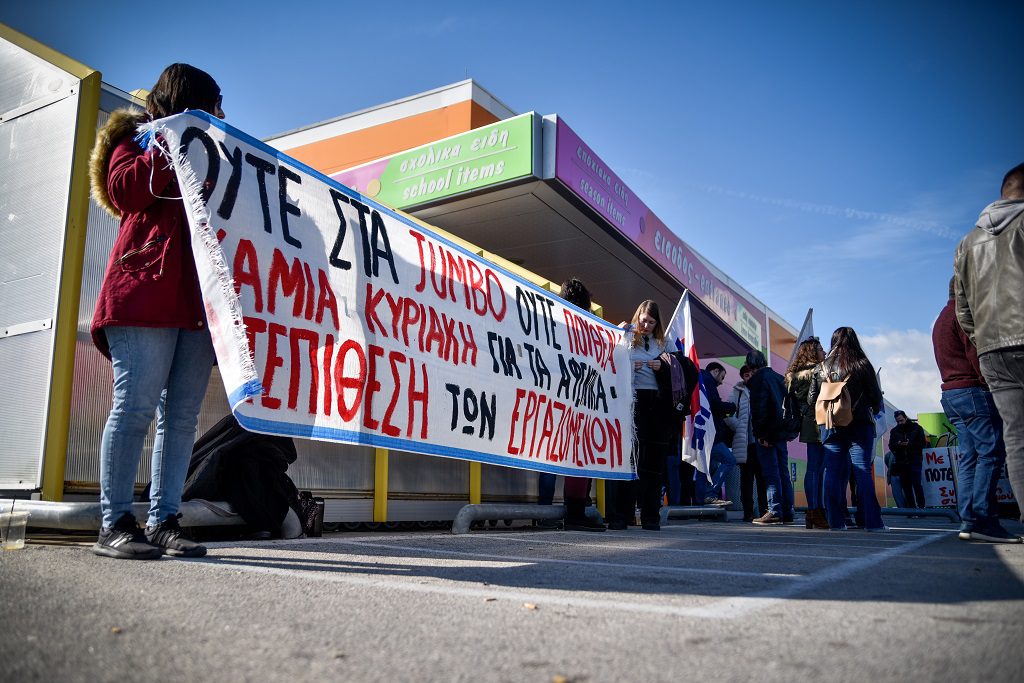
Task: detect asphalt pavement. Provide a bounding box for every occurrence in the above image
[1,515,1022,682]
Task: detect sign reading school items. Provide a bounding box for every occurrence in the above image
[145,111,635,480]
[333,113,536,209]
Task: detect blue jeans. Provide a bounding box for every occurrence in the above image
[803,441,825,509]
[100,326,215,529]
[889,474,908,508]
[755,440,793,517]
[823,422,882,529]
[694,442,736,502]
[941,387,1007,532]
[909,454,926,507]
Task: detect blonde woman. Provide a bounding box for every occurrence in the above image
[607,300,673,531]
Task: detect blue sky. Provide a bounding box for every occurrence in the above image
[4,1,1022,415]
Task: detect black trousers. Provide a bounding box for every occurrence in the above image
[608,390,668,526]
[741,444,769,519]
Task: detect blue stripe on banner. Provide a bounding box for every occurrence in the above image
[228,409,637,480]
[227,379,264,408]
[175,111,612,329]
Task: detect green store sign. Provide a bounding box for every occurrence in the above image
[364,113,535,208]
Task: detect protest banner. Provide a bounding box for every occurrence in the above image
[923,445,1018,508]
[921,447,957,507]
[141,111,636,479]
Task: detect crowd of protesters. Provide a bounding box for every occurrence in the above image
[84,61,1022,558]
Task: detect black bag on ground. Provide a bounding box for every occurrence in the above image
[182,414,301,537]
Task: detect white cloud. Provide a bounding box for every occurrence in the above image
[859,328,943,417]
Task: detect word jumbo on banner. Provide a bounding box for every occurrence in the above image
[145,112,636,479]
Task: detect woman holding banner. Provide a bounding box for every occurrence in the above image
[88,64,225,560]
[809,327,886,531]
[607,300,673,531]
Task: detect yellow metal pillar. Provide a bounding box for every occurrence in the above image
[469,462,481,504]
[373,448,389,522]
[595,479,606,518]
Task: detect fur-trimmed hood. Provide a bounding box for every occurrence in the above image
[786,365,817,386]
[90,108,147,219]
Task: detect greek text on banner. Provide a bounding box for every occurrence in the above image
[145,112,636,480]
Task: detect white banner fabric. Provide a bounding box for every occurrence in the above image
[144,112,636,480]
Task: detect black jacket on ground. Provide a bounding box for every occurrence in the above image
[182,414,300,534]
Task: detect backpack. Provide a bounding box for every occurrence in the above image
[781,390,802,441]
[815,376,854,428]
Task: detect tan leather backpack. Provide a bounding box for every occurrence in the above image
[815,377,854,428]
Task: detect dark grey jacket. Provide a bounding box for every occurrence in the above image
[954,200,1024,355]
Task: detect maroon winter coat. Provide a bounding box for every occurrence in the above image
[89,109,207,358]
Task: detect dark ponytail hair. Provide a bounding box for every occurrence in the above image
[146,63,221,119]
[825,326,873,377]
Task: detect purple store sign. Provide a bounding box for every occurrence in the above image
[554,119,645,241]
[554,118,765,350]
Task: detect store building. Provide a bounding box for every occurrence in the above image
[1,25,902,524]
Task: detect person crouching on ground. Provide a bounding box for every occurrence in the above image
[89,63,225,559]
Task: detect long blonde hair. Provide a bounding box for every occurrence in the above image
[630,300,664,348]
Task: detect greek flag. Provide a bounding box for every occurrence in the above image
[665,292,714,481]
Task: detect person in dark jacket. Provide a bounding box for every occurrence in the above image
[724,365,769,521]
[537,278,606,531]
[693,362,737,506]
[786,338,829,529]
[809,327,885,531]
[889,411,928,508]
[747,350,794,525]
[665,352,699,506]
[933,277,1020,543]
[89,64,225,560]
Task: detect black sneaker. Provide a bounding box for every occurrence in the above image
[146,513,207,558]
[93,513,162,560]
[564,517,607,532]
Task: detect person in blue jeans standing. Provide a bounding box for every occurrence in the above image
[89,64,225,559]
[693,362,737,506]
[809,327,886,531]
[933,277,1021,543]
[954,163,1024,526]
[746,350,794,525]
[786,338,829,529]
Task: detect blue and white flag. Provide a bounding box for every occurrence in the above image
[665,292,714,480]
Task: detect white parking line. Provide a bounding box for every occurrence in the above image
[468,533,863,560]
[317,539,805,579]
[188,530,953,620]
[683,530,954,619]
